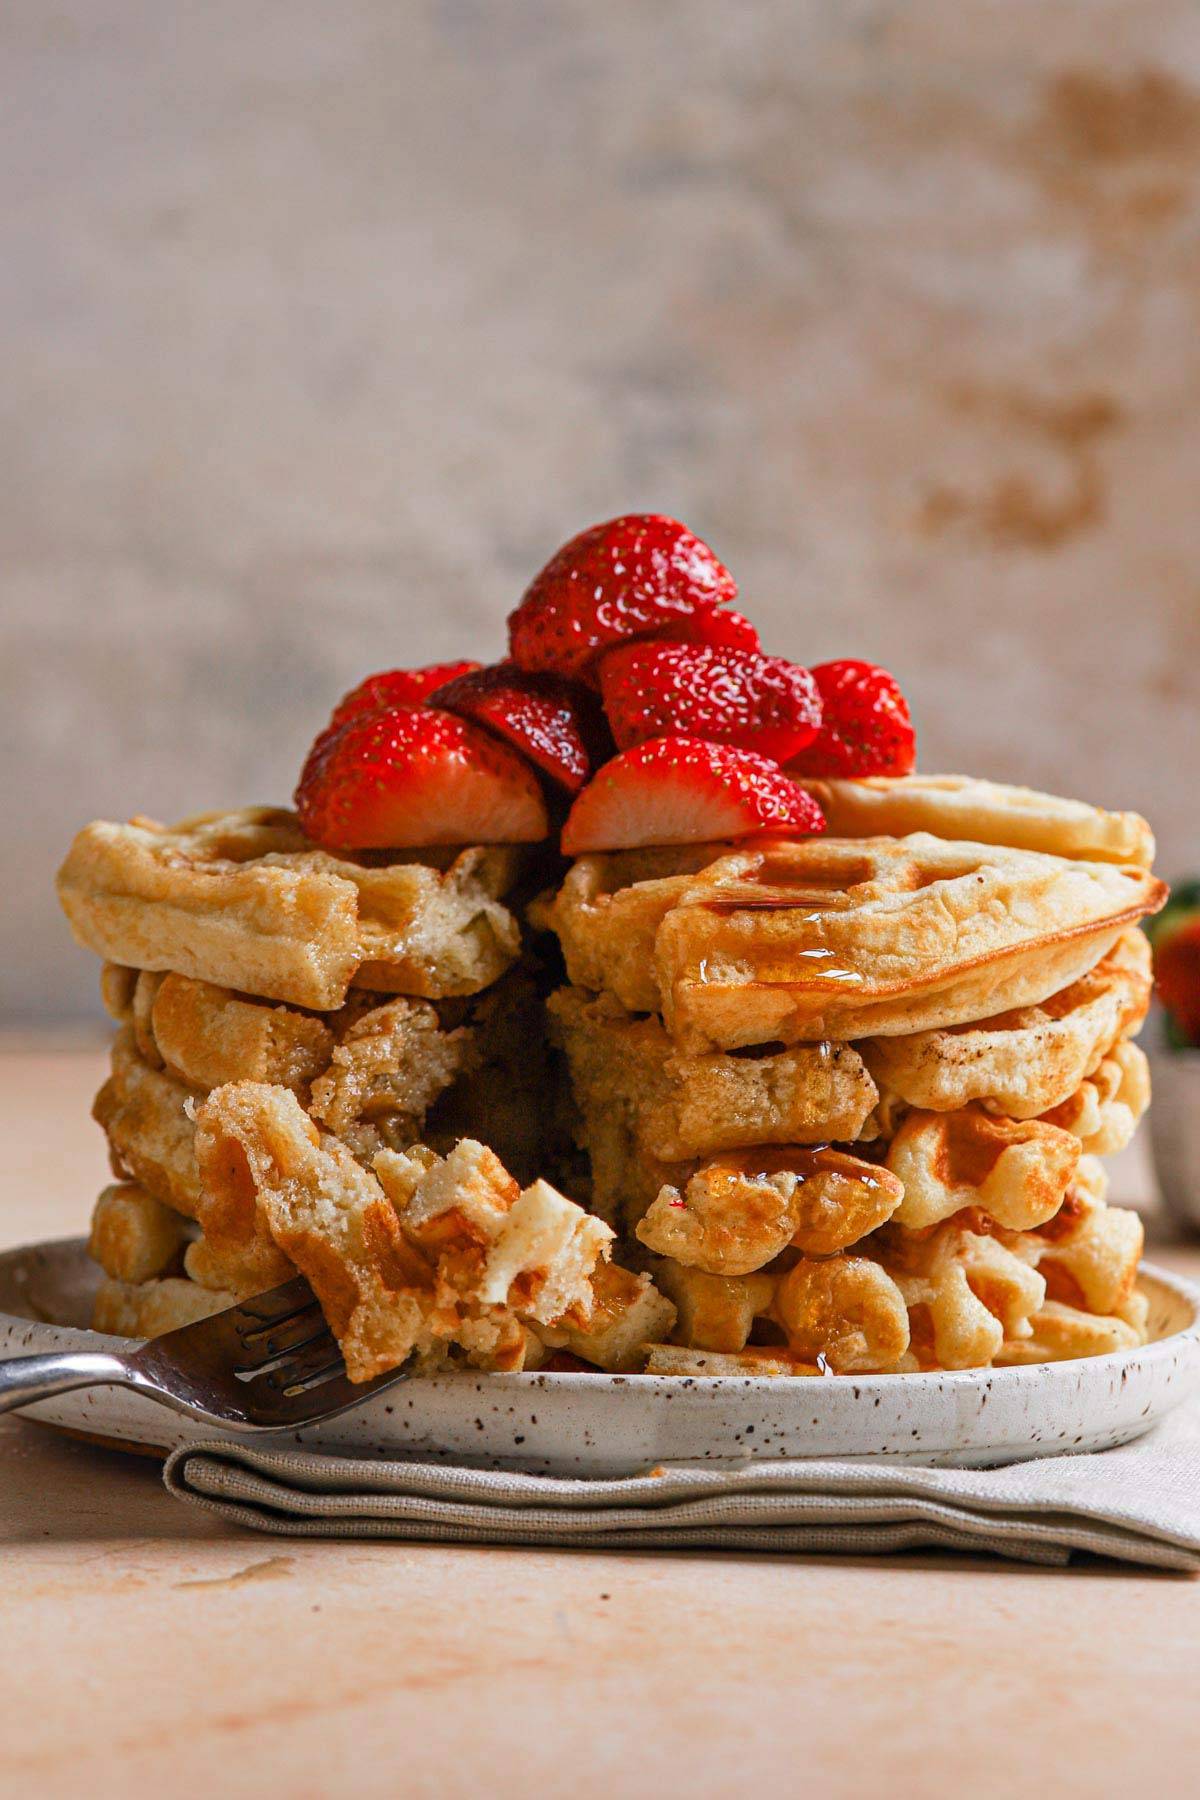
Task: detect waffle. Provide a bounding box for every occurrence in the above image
[884,1105,1081,1230]
[88,1182,190,1284]
[308,996,475,1160]
[192,1082,612,1380]
[862,930,1151,1120]
[1000,1156,1147,1319]
[654,1262,779,1353]
[1039,1040,1150,1157]
[636,1147,903,1274]
[546,835,1165,1052]
[59,807,526,1010]
[795,774,1155,867]
[547,985,879,1162]
[537,1260,678,1372]
[869,1220,1048,1370]
[93,1029,205,1218]
[92,976,516,1213]
[104,966,336,1092]
[93,1275,235,1338]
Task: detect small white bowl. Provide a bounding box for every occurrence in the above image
[1149,1045,1200,1233]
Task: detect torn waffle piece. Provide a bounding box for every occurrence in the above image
[190,1082,615,1381]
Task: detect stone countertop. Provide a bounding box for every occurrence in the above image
[3,1044,1200,1799]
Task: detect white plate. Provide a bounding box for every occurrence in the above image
[3,1237,1200,1474]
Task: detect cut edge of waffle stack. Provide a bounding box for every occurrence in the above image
[66,808,675,1378]
[60,772,1165,1384]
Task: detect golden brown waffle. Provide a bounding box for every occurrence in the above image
[59,807,525,1009]
[869,1220,1048,1370]
[1009,1158,1141,1313]
[90,979,510,1219]
[545,835,1164,1053]
[537,1260,678,1372]
[654,1262,778,1353]
[1039,1040,1150,1158]
[641,1170,1148,1374]
[104,966,336,1092]
[93,1274,235,1338]
[636,1147,903,1274]
[862,930,1151,1120]
[547,985,879,1163]
[308,996,475,1160]
[88,1182,190,1284]
[993,1302,1148,1364]
[794,774,1155,867]
[93,1029,204,1218]
[193,1082,613,1380]
[884,1106,1082,1231]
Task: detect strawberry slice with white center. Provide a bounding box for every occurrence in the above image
[295,705,549,849]
[429,660,601,795]
[560,736,825,854]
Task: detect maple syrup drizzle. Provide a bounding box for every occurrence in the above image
[682,863,867,986]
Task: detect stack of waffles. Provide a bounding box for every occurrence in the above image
[57,807,672,1380]
[541,775,1166,1376]
[53,512,1170,1385]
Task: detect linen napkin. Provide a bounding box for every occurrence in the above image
[163,1398,1200,1570]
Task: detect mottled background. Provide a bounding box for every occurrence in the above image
[3,0,1198,1022]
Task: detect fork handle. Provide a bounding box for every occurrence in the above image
[0,1351,133,1415]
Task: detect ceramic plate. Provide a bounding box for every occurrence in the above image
[3,1236,1199,1475]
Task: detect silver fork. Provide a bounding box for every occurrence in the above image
[0,1278,412,1431]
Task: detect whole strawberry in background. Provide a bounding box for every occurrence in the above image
[1147,883,1200,1048]
[509,513,758,683]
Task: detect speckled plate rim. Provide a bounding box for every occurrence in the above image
[3,1237,1200,1473]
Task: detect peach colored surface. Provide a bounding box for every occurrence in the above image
[3,1046,1200,1799]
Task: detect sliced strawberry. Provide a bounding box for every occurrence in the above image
[329,661,482,732]
[599,641,822,763]
[508,514,740,682]
[560,737,826,854]
[295,705,549,849]
[786,660,915,778]
[430,661,598,795]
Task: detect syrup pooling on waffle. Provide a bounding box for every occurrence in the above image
[62,512,1164,1383]
[636,1147,903,1274]
[546,835,1164,1052]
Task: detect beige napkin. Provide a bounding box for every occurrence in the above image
[162,1399,1200,1569]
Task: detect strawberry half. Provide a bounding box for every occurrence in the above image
[599,641,822,763]
[786,660,915,778]
[329,662,482,732]
[560,736,826,854]
[295,705,549,849]
[430,660,599,795]
[508,514,743,682]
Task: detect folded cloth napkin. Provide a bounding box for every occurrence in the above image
[163,1400,1200,1570]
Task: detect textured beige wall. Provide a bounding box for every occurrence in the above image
[3,1,1199,1020]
